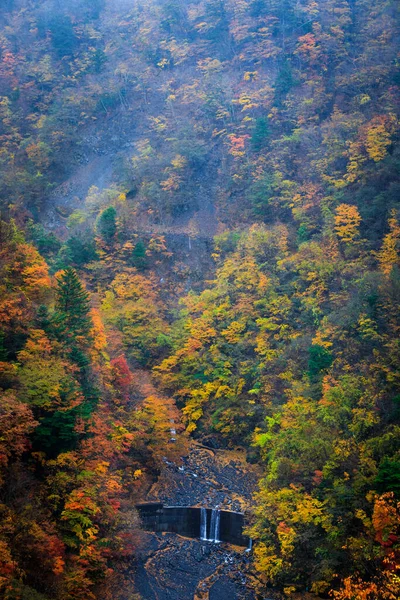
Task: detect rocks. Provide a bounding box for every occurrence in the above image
[146,445,258,514]
[134,534,256,600]
[133,442,259,599]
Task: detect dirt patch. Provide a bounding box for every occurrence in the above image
[42,153,116,235]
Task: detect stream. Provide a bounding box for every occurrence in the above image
[132,433,260,599]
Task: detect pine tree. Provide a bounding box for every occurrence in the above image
[54,268,92,340]
[131,240,148,271]
[251,117,271,152]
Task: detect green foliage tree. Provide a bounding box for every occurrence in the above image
[251,117,271,152]
[308,344,333,379]
[28,222,61,257]
[48,15,77,58]
[96,206,117,243]
[65,235,99,267]
[53,268,91,341]
[375,457,400,497]
[131,240,148,271]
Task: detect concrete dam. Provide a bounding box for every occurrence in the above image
[136,503,251,547]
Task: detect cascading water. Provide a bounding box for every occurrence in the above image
[214,509,221,542]
[200,508,221,542]
[208,509,221,543]
[138,503,249,546]
[200,508,208,541]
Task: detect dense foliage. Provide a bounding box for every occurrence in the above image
[156,220,400,595]
[0,220,161,599]
[0,0,399,598]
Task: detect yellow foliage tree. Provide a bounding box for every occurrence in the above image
[365,118,392,162]
[376,210,400,276]
[334,204,361,243]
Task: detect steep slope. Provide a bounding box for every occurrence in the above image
[0,1,399,600]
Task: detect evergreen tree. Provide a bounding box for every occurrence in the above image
[53,268,92,340]
[35,304,51,332]
[66,235,99,267]
[0,331,8,361]
[251,117,271,152]
[48,14,77,57]
[131,240,148,271]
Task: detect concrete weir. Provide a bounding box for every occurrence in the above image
[136,503,250,547]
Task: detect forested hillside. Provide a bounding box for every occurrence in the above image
[0,0,399,599]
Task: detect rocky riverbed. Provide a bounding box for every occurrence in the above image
[147,444,259,513]
[134,532,257,600]
[132,443,262,600]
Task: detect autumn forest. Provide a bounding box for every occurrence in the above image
[0,0,399,599]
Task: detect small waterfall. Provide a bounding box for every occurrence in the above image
[214,509,221,542]
[200,508,208,540]
[245,538,253,552]
[137,503,249,546]
[209,509,221,543]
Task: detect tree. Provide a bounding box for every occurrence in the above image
[308,344,333,379]
[0,390,38,484]
[333,493,400,600]
[376,210,400,276]
[97,207,117,244]
[54,268,92,340]
[48,15,77,58]
[365,117,393,162]
[65,235,99,267]
[131,240,148,271]
[251,117,271,152]
[334,204,361,243]
[101,271,170,366]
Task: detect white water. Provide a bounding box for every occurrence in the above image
[200,508,220,542]
[208,509,221,543]
[200,508,208,540]
[245,538,253,552]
